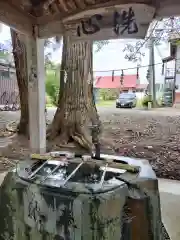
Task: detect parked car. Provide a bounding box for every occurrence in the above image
[116,92,137,108]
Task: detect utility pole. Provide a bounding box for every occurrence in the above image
[148,37,156,107]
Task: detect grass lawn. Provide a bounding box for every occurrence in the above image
[46,103,55,108]
[46,100,115,108]
[96,100,115,107]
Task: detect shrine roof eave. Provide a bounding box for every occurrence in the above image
[0,0,180,39]
[0,2,34,36]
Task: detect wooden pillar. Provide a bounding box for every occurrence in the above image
[25,36,46,153]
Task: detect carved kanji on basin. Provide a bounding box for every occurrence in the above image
[0,152,169,239]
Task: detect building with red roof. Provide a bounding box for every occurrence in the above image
[94,75,147,91]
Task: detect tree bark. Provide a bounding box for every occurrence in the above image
[11,29,29,136]
[48,36,101,151]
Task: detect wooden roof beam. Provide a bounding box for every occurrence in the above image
[38,1,155,39]
[38,20,64,38]
[37,0,155,24]
[157,0,180,18]
[0,1,34,36]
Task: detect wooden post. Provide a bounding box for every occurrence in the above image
[175,43,180,105]
[25,35,46,153]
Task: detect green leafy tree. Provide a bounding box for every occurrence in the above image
[45,69,60,106]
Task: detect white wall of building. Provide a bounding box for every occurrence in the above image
[175,45,180,92]
[136,91,145,99]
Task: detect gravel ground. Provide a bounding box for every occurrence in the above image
[1,106,180,180]
[100,107,180,180]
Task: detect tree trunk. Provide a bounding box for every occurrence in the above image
[11,29,29,136]
[48,36,101,151]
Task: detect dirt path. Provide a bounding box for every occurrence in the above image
[1,106,180,179]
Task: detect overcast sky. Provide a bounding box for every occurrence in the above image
[0,23,175,84]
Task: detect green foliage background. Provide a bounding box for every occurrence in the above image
[45,69,60,106]
[99,89,119,100]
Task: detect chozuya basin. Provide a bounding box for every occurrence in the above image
[0,152,169,240]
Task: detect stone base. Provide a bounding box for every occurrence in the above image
[0,172,173,240]
[0,171,15,240]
